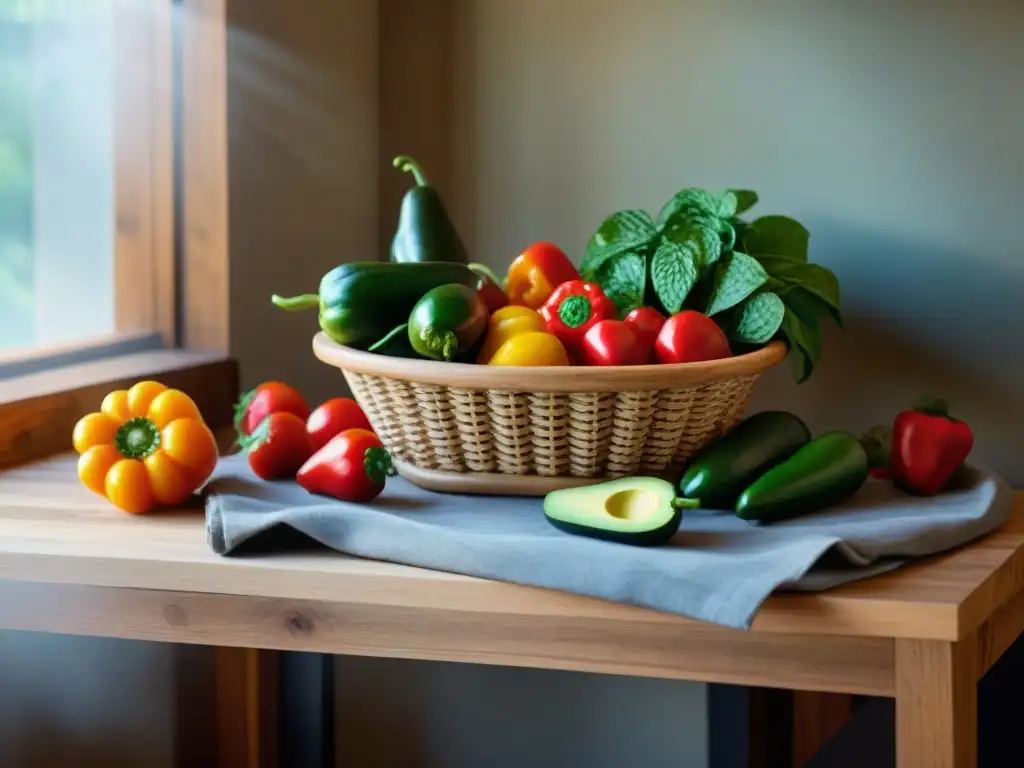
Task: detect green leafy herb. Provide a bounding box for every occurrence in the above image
[777,307,821,383]
[730,190,759,215]
[732,291,785,344]
[581,210,657,278]
[656,188,721,225]
[706,252,768,316]
[756,255,842,327]
[743,215,810,261]
[584,185,842,384]
[597,251,647,315]
[650,242,700,314]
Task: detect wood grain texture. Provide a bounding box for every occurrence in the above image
[974,582,1024,677]
[395,459,625,495]
[113,0,175,343]
[315,333,788,392]
[0,352,238,469]
[896,638,977,768]
[181,0,230,352]
[0,450,1020,643]
[0,579,894,696]
[215,647,278,768]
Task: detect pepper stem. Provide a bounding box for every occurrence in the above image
[272,293,319,311]
[114,418,161,459]
[421,327,459,361]
[558,294,592,328]
[368,323,409,353]
[671,497,702,510]
[393,155,430,187]
[364,446,397,485]
[469,262,505,289]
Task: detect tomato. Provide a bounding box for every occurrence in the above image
[247,412,313,481]
[623,307,666,360]
[235,382,311,442]
[579,320,647,366]
[307,398,373,452]
[297,429,395,503]
[654,311,732,364]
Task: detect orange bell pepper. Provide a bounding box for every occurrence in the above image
[505,241,581,310]
[72,381,220,514]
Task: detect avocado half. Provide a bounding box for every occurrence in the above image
[543,477,690,547]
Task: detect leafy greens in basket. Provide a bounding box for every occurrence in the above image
[580,188,841,383]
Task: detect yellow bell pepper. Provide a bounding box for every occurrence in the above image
[72,380,220,514]
[476,305,546,364]
[487,331,571,366]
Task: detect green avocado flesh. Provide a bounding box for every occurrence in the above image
[543,477,685,547]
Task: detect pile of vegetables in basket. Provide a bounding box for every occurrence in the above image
[273,156,843,380]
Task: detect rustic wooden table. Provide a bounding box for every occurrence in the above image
[0,453,1020,768]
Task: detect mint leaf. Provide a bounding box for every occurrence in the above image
[732,291,785,344]
[706,252,768,316]
[660,215,724,267]
[657,188,720,225]
[758,255,841,326]
[778,307,821,383]
[651,242,700,313]
[744,215,810,261]
[597,251,646,315]
[730,190,759,214]
[581,210,657,277]
[715,192,738,219]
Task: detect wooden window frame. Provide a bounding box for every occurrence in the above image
[0,0,228,380]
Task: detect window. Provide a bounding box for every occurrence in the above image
[0,0,176,372]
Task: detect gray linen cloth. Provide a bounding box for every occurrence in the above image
[205,455,1012,630]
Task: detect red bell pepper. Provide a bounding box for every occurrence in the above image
[580,320,647,366]
[539,280,616,355]
[297,428,396,502]
[505,242,581,310]
[623,307,666,361]
[889,399,974,496]
[469,263,509,314]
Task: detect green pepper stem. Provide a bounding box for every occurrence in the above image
[421,327,458,361]
[272,293,319,311]
[671,497,702,510]
[364,446,397,485]
[393,155,429,187]
[558,294,592,328]
[368,323,409,353]
[469,262,505,288]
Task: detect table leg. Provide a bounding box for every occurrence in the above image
[895,638,977,768]
[280,651,335,768]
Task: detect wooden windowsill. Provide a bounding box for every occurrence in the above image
[0,350,239,470]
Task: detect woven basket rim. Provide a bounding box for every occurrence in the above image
[313,333,787,392]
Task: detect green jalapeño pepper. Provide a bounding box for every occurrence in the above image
[272,261,480,348]
[407,283,488,361]
[736,431,869,523]
[390,155,469,265]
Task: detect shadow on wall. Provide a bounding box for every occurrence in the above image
[751,218,1024,485]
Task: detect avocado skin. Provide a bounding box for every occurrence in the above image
[679,411,811,509]
[544,508,682,547]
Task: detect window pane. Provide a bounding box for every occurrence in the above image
[0,0,115,352]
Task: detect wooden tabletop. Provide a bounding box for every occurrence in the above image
[0,452,1021,645]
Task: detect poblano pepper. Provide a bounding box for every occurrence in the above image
[390,155,469,264]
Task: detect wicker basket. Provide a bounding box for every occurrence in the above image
[313,333,787,495]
